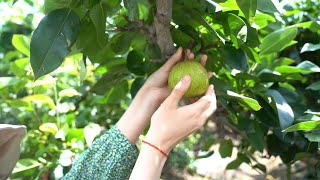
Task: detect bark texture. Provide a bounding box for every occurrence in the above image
[153,0,176,62]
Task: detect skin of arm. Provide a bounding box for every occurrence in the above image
[130,54,217,180]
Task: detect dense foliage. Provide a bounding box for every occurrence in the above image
[1,0,320,179]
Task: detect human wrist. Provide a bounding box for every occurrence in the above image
[144,131,175,154]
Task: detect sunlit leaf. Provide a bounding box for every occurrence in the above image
[267,90,294,129]
[12,34,30,56]
[39,123,58,134]
[227,90,261,111]
[260,27,297,55]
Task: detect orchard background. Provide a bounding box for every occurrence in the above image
[0,0,320,179]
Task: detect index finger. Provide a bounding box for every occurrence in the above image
[162,47,183,71]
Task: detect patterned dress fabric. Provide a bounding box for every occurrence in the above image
[62,126,139,180]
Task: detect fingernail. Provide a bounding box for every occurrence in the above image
[182,75,190,83]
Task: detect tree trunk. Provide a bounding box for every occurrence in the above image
[153,0,175,62]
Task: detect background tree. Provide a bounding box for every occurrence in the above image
[0,0,320,179]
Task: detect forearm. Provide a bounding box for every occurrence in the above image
[129,144,167,180]
[117,87,160,144]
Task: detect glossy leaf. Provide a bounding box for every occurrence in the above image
[283,120,320,132]
[301,43,320,53]
[260,27,297,55]
[130,77,146,98]
[127,50,145,76]
[12,34,30,56]
[227,90,261,111]
[267,90,294,129]
[30,8,80,79]
[297,61,320,72]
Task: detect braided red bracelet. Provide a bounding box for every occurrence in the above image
[142,140,169,158]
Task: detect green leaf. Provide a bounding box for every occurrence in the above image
[297,114,320,121]
[283,120,320,132]
[236,0,257,21]
[12,34,30,56]
[267,90,294,129]
[227,14,247,48]
[257,0,278,13]
[0,77,19,89]
[219,139,233,158]
[226,158,242,169]
[227,90,261,111]
[196,150,214,159]
[90,3,107,48]
[226,153,250,169]
[305,110,320,116]
[301,43,320,53]
[248,123,264,152]
[92,65,129,95]
[306,81,320,91]
[252,12,276,29]
[74,15,103,57]
[221,45,248,71]
[10,58,29,77]
[59,88,80,98]
[39,123,58,134]
[130,77,146,99]
[188,9,225,43]
[258,69,286,82]
[110,32,134,54]
[11,159,41,178]
[260,27,298,55]
[292,21,320,32]
[305,132,320,142]
[30,8,80,80]
[297,61,320,72]
[124,0,151,21]
[127,50,145,76]
[12,0,19,5]
[22,94,56,109]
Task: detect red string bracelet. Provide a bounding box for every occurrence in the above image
[142,140,169,158]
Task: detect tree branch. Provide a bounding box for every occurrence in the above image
[153,0,175,62]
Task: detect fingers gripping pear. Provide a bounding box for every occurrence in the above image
[168,60,209,98]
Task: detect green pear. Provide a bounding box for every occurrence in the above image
[168,60,209,98]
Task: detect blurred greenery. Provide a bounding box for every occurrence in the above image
[0,0,320,179]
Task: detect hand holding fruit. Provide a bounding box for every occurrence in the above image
[141,47,212,109]
[144,74,217,154]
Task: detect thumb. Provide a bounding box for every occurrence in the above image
[165,75,191,107]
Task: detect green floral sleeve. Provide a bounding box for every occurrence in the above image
[62,125,139,180]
